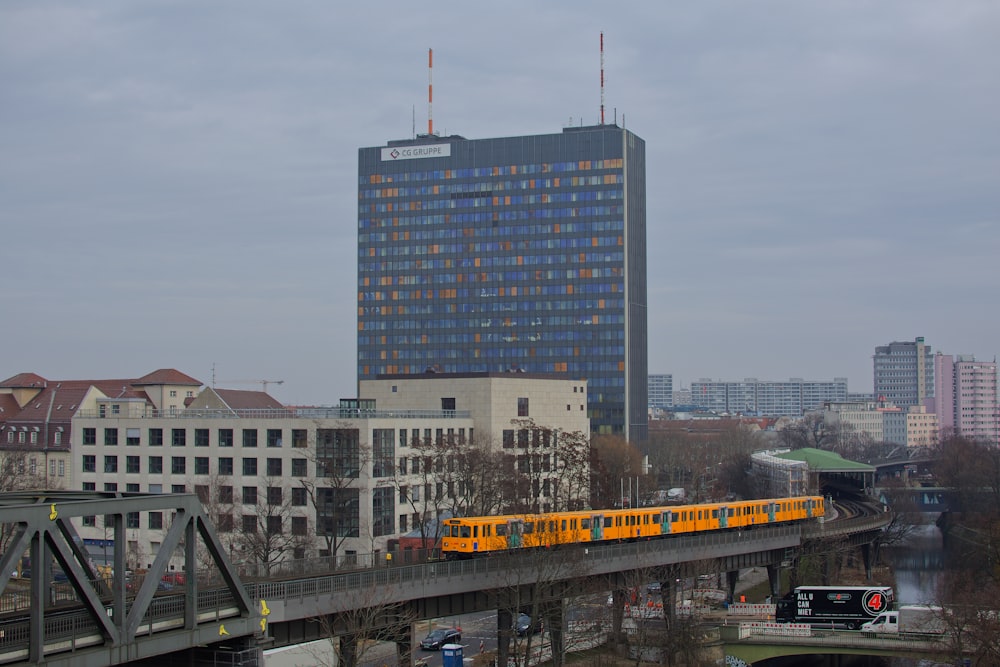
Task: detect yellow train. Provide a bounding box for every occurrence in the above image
[440,495,824,558]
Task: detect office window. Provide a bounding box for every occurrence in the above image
[291,487,307,506]
[126,483,140,493]
[195,429,209,447]
[149,512,163,529]
[149,483,162,493]
[126,428,140,446]
[517,397,529,417]
[219,485,233,504]
[292,516,308,536]
[503,430,515,448]
[267,487,282,505]
[292,429,308,448]
[242,515,257,533]
[266,429,282,448]
[126,456,141,474]
[219,457,234,476]
[195,457,210,475]
[372,428,394,478]
[171,484,186,494]
[291,458,307,477]
[171,456,186,474]
[442,397,456,411]
[172,429,186,447]
[149,428,163,446]
[219,429,234,447]
[149,456,163,474]
[83,428,96,445]
[216,513,234,532]
[399,514,408,533]
[58,460,65,477]
[267,516,282,535]
[127,512,140,529]
[242,487,258,505]
[243,458,257,476]
[82,455,96,473]
[372,487,394,537]
[104,456,118,473]
[266,458,282,477]
[242,429,258,448]
[104,428,119,446]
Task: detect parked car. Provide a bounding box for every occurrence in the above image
[420,628,461,650]
[515,614,542,637]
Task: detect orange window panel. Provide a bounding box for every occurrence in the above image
[579,253,586,262]
[554,224,560,233]
[475,333,481,343]
[566,285,574,294]
[619,361,625,371]
[357,309,364,318]
[380,306,390,315]
[618,236,623,245]
[387,203,393,211]
[369,248,376,257]
[493,166,500,176]
[591,315,598,324]
[493,197,500,206]
[499,287,506,297]
[421,334,428,344]
[574,347,580,356]
[530,180,536,188]
[517,256,523,266]
[553,178,560,187]
[599,299,605,308]
[505,196,511,205]
[475,258,481,268]
[510,286,517,296]
[445,170,451,178]
[434,185,440,194]
[380,350,387,360]
[592,237,599,247]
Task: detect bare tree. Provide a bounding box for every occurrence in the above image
[0,452,53,550]
[590,434,646,509]
[233,476,311,576]
[776,412,841,450]
[307,588,417,667]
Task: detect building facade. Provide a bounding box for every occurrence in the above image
[689,378,848,416]
[648,374,673,410]
[930,353,998,445]
[357,124,648,441]
[873,337,934,408]
[824,400,939,448]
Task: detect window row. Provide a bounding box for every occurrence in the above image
[81,427,309,448]
[81,455,308,477]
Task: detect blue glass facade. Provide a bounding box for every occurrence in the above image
[357,125,647,440]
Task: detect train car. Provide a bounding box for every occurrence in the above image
[440,495,824,558]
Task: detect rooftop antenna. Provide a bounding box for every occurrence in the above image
[600,32,606,126]
[428,48,434,136]
[412,104,416,139]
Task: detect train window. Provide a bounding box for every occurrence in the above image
[581,518,591,529]
[615,517,621,526]
[672,512,680,522]
[652,514,660,524]
[605,517,613,528]
[643,515,649,524]
[524,523,534,534]
[485,525,492,536]
[728,508,734,517]
[571,519,577,530]
[711,510,718,519]
[460,526,471,538]
[538,521,546,533]
[561,520,567,531]
[473,526,478,538]
[450,526,458,537]
[497,524,508,536]
[550,521,556,532]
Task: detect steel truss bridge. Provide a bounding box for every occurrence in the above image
[0,493,891,666]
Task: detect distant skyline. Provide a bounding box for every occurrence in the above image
[3,3,998,405]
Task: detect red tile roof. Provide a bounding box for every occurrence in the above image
[0,373,49,388]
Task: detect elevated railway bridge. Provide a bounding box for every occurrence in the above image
[0,492,891,666]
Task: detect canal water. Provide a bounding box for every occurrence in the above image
[883,522,945,604]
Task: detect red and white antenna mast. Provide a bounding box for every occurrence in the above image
[428,48,434,136]
[600,32,605,125]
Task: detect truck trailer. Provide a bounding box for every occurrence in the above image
[776,586,894,630]
[860,605,946,635]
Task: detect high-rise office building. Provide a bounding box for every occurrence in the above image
[873,337,934,408]
[357,124,647,440]
[648,374,673,410]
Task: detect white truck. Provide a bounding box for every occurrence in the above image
[860,604,947,635]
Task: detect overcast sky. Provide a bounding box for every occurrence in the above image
[3,2,998,405]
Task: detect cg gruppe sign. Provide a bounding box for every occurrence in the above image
[380,144,451,161]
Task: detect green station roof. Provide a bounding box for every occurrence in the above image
[774,447,875,473]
